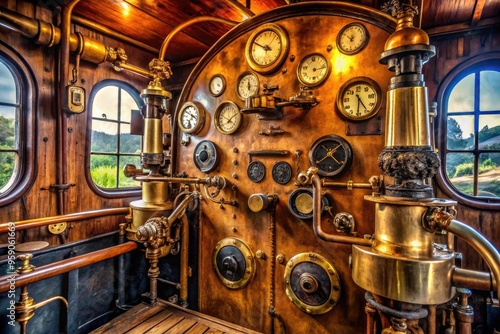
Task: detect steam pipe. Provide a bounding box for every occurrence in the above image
[179,214,189,307]
[158,16,239,61]
[452,267,497,292]
[0,207,130,233]
[309,168,372,247]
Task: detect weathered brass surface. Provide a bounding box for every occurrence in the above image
[212,238,256,289]
[16,241,50,253]
[284,252,341,315]
[352,245,455,304]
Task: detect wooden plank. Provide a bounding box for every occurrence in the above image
[184,322,210,334]
[91,303,164,333]
[163,318,198,333]
[143,313,186,334]
[471,0,486,26]
[124,309,175,333]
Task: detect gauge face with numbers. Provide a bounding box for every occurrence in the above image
[245,23,289,74]
[178,101,205,134]
[337,22,369,55]
[297,53,330,87]
[336,77,382,121]
[236,71,259,100]
[214,101,242,135]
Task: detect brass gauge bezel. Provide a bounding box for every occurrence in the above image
[309,134,353,177]
[336,22,369,55]
[213,237,256,289]
[284,252,341,315]
[296,53,331,87]
[177,101,206,134]
[336,76,382,121]
[208,74,226,97]
[245,23,290,74]
[236,71,260,101]
[214,100,242,135]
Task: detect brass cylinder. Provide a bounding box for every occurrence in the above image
[143,118,164,154]
[142,181,169,204]
[385,87,430,147]
[372,202,434,258]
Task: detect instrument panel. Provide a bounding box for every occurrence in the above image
[175,5,395,333]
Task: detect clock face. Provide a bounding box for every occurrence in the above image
[214,101,242,135]
[297,53,330,87]
[308,135,353,177]
[337,23,369,55]
[178,101,205,134]
[336,77,382,121]
[236,72,259,100]
[209,74,226,97]
[245,23,289,74]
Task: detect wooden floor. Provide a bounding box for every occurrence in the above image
[90,299,262,334]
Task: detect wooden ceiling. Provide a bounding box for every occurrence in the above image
[68,0,500,64]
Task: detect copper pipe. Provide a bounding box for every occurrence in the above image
[158,16,239,61]
[310,170,372,247]
[179,214,189,306]
[0,207,129,233]
[447,219,500,299]
[118,62,155,79]
[322,180,372,190]
[452,267,497,291]
[428,305,436,334]
[0,241,138,293]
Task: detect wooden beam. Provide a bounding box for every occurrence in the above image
[426,16,500,39]
[225,0,255,18]
[471,0,486,26]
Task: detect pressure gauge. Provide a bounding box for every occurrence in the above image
[208,74,226,97]
[193,140,218,173]
[247,161,266,183]
[236,71,260,100]
[214,101,242,135]
[308,135,353,177]
[297,53,330,87]
[272,161,292,185]
[337,22,369,55]
[288,188,331,220]
[245,23,289,74]
[178,101,205,134]
[336,77,382,121]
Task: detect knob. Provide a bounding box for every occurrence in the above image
[248,194,278,212]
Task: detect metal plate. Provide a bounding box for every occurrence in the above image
[193,140,218,173]
[247,161,266,183]
[272,161,292,184]
[284,252,341,315]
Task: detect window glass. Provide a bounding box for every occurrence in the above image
[443,61,500,201]
[89,81,142,190]
[448,73,474,113]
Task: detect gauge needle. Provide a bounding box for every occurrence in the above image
[316,145,344,165]
[254,42,271,51]
[356,94,368,111]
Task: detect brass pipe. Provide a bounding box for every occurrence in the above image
[0,207,130,233]
[322,180,372,190]
[0,241,138,293]
[158,16,239,61]
[452,267,497,291]
[72,15,159,54]
[428,305,436,334]
[179,214,189,307]
[445,219,500,298]
[309,168,372,247]
[118,62,155,79]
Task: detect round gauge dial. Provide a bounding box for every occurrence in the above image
[245,23,289,74]
[236,71,260,100]
[272,161,292,185]
[337,22,369,55]
[209,74,226,97]
[308,135,353,177]
[288,188,331,220]
[336,77,382,121]
[214,101,242,135]
[297,53,330,87]
[177,101,205,134]
[247,161,265,183]
[193,140,218,173]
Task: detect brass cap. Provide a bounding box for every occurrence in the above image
[384,16,429,51]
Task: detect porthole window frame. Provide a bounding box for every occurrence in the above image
[85,79,144,198]
[436,52,500,209]
[0,44,36,206]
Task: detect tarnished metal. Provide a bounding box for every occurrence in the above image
[212,238,256,289]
